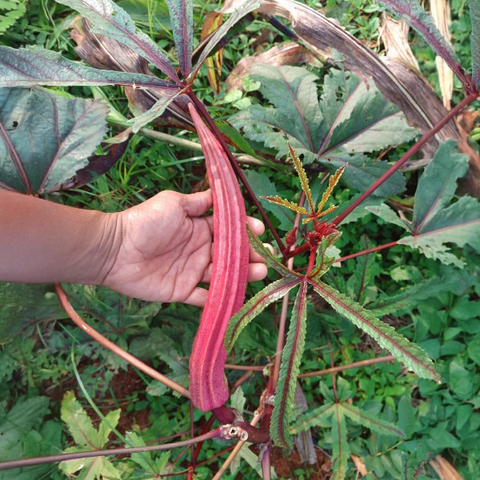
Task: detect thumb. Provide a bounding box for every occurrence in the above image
[182,190,213,217]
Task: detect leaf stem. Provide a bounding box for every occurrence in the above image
[187,90,286,251]
[0,428,222,471]
[338,240,398,263]
[332,92,479,226]
[55,283,190,399]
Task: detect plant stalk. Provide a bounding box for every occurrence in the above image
[337,240,398,263]
[332,92,479,226]
[55,284,190,398]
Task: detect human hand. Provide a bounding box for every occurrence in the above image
[102,190,268,305]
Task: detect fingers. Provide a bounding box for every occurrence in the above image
[201,262,268,284]
[247,216,265,236]
[182,190,213,217]
[183,286,209,308]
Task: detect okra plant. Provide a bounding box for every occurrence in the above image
[0,0,479,477]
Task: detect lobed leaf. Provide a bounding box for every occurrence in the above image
[55,0,180,83]
[271,281,308,448]
[290,402,335,433]
[308,278,439,381]
[339,403,405,437]
[331,404,350,480]
[0,87,108,194]
[0,46,179,90]
[225,275,302,353]
[366,204,412,232]
[165,0,193,77]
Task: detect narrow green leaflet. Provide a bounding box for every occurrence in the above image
[412,141,469,232]
[375,0,469,88]
[331,405,350,480]
[54,0,180,83]
[60,391,121,479]
[271,281,308,448]
[0,0,25,34]
[471,0,480,88]
[366,204,412,232]
[231,65,414,195]
[126,432,170,476]
[290,402,335,433]
[340,403,404,437]
[165,0,193,77]
[224,275,303,352]
[245,224,301,277]
[350,235,375,304]
[308,278,439,381]
[0,46,178,89]
[191,0,260,79]
[0,88,108,194]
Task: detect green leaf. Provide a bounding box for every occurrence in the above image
[340,403,404,437]
[271,281,308,448]
[165,0,192,77]
[0,88,108,194]
[191,0,260,79]
[225,275,302,353]
[55,0,180,82]
[243,170,295,231]
[0,283,66,341]
[331,404,350,480]
[366,203,412,232]
[231,65,414,195]
[375,0,468,87]
[127,432,170,476]
[0,0,25,34]
[0,46,178,89]
[308,278,439,381]
[398,396,415,438]
[350,235,375,304]
[290,402,335,433]
[412,141,469,231]
[471,0,480,88]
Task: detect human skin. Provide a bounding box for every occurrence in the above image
[0,189,267,306]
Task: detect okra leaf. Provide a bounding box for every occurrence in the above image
[397,141,480,267]
[225,275,303,352]
[308,278,439,381]
[290,402,335,433]
[471,0,480,88]
[165,0,193,78]
[0,88,108,194]
[55,0,180,83]
[375,0,470,89]
[339,403,405,437]
[271,281,308,448]
[0,46,179,89]
[331,405,350,480]
[366,203,412,232]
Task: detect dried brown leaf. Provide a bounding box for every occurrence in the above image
[430,455,464,480]
[201,11,224,95]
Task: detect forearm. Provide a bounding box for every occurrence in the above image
[0,191,122,285]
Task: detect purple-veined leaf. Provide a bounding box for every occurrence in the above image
[191,0,260,80]
[165,0,193,77]
[339,403,405,437]
[0,88,108,194]
[54,0,181,83]
[309,232,342,280]
[224,275,303,352]
[290,402,335,433]
[271,281,308,448]
[471,0,480,88]
[374,0,471,90]
[245,224,302,277]
[308,278,439,381]
[0,46,178,90]
[331,404,350,480]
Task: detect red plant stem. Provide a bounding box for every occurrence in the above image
[55,284,190,399]
[332,92,479,226]
[194,446,235,468]
[327,337,338,403]
[338,240,399,262]
[285,243,310,260]
[192,416,216,465]
[187,90,286,251]
[225,364,267,371]
[0,428,223,471]
[298,355,395,378]
[261,446,272,480]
